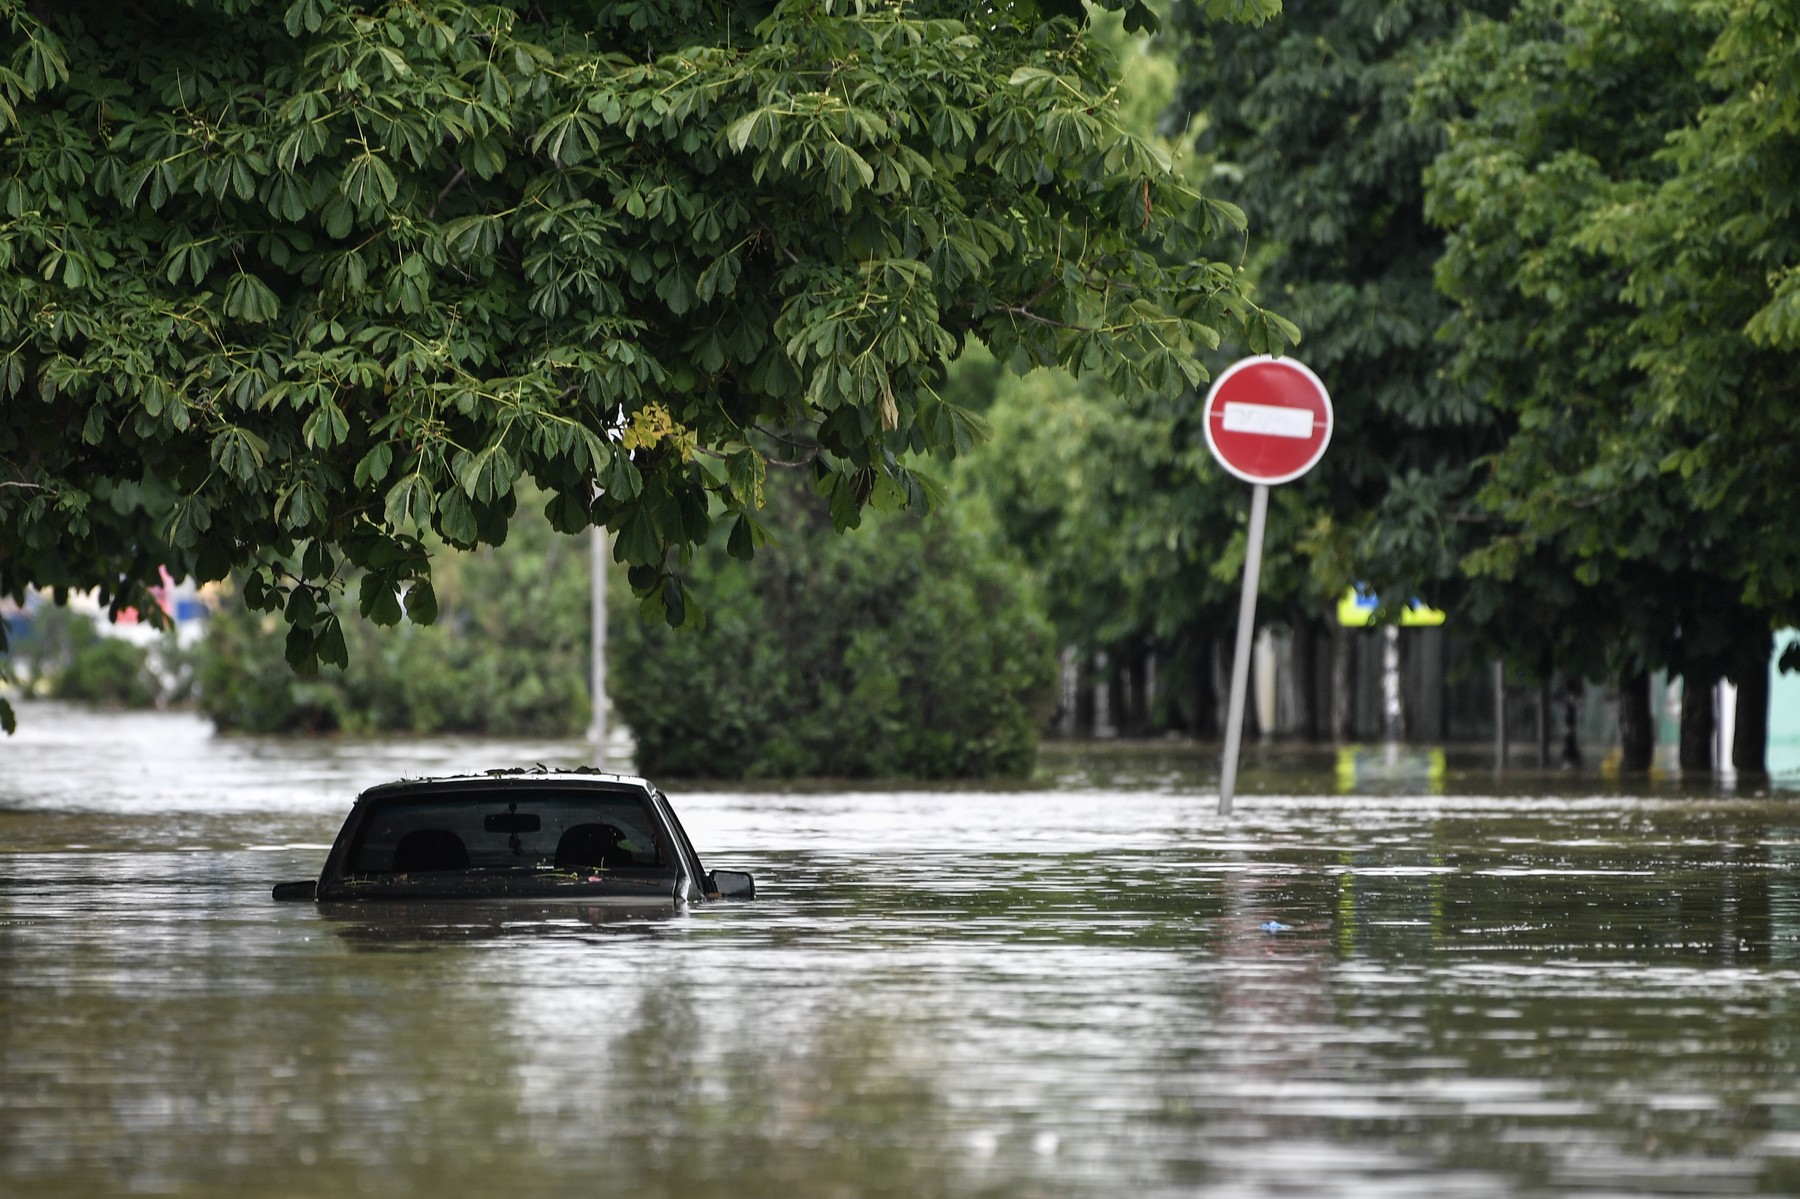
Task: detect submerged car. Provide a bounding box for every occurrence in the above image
[272,770,754,904]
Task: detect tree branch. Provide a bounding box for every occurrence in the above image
[998,304,1079,329]
[429,167,469,220]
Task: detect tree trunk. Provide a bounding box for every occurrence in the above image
[1618,668,1654,772]
[1381,626,1407,742]
[1559,678,1583,768]
[1105,653,1126,738]
[1536,678,1552,767]
[1330,623,1354,742]
[1073,651,1096,738]
[1290,612,1321,741]
[1141,644,1160,734]
[1188,636,1217,739]
[1119,639,1149,737]
[1679,674,1716,774]
[1732,637,1770,775]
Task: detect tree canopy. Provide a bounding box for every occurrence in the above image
[1423,0,1800,713]
[1168,0,1510,622]
[0,0,1290,731]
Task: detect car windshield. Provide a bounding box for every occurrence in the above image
[346,791,670,878]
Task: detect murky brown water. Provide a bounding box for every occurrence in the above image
[4,704,1800,1197]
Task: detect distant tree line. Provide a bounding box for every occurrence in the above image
[960,0,1800,771]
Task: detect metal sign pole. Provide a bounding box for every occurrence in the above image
[1218,483,1269,815]
[589,525,609,767]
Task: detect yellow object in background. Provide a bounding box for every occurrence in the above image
[1335,745,1448,795]
[1337,586,1446,627]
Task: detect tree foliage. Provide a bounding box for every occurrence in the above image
[1421,0,1720,683]
[1168,0,1510,618]
[1594,0,1800,624]
[938,9,1316,738]
[0,0,1290,733]
[1160,0,1798,750]
[1423,0,1800,698]
[953,344,1330,733]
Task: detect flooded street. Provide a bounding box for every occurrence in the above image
[4,705,1800,1196]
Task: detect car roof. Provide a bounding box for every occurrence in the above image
[354,769,656,805]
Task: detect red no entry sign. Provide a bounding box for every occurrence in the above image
[1202,356,1333,485]
[1204,355,1334,816]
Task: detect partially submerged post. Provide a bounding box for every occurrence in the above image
[589,526,609,766]
[1493,659,1508,770]
[1203,357,1334,815]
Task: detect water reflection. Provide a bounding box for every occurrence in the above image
[317,900,685,950]
[4,705,1800,1195]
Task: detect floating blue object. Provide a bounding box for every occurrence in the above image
[1260,921,1291,933]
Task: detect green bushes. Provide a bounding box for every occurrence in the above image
[610,494,1057,780]
[193,485,1057,779]
[55,630,159,708]
[4,606,167,708]
[196,509,592,736]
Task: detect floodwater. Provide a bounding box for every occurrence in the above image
[4,706,1800,1197]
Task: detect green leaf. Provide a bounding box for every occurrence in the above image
[168,497,212,548]
[544,488,591,534]
[314,614,348,669]
[602,454,643,501]
[211,426,269,481]
[436,488,478,545]
[1008,66,1058,88]
[302,401,350,449]
[223,272,281,323]
[359,573,403,626]
[354,442,394,488]
[826,474,861,532]
[614,503,660,566]
[384,473,432,529]
[1121,1,1161,34]
[726,512,772,560]
[660,575,686,627]
[725,446,765,508]
[283,621,315,673]
[301,540,333,580]
[276,481,318,530]
[284,584,316,627]
[459,441,519,503]
[403,578,438,625]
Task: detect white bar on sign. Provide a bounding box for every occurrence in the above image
[1221,401,1314,439]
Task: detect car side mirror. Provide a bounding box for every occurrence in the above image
[271,880,317,901]
[708,870,754,900]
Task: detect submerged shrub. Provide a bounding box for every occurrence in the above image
[611,490,1057,780]
[53,623,159,709]
[196,505,592,736]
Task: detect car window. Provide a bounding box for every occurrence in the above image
[655,793,706,876]
[347,792,669,876]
